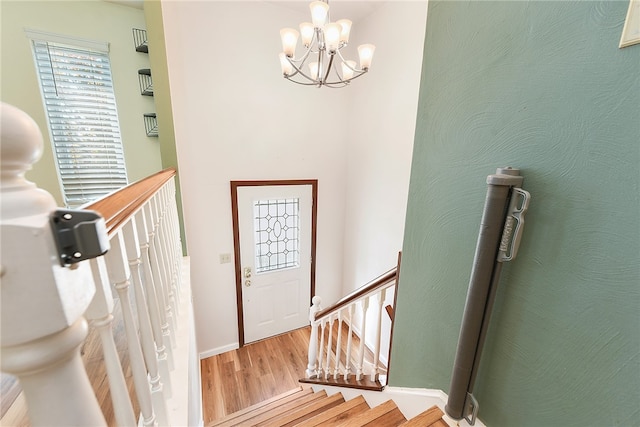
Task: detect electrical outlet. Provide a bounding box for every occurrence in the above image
[219,253,231,264]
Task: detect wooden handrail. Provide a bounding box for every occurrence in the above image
[84,168,176,236]
[314,267,397,321]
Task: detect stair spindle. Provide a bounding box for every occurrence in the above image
[344,304,354,381]
[306,296,322,378]
[152,195,177,337]
[105,231,157,426]
[87,257,137,427]
[123,219,170,426]
[135,209,173,396]
[371,288,386,382]
[317,320,326,379]
[144,202,175,363]
[334,310,343,379]
[324,315,335,380]
[356,297,370,381]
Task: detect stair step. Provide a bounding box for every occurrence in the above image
[209,387,318,427]
[257,392,346,427]
[210,388,449,427]
[299,375,383,391]
[335,399,407,427]
[297,395,370,426]
[398,405,445,426]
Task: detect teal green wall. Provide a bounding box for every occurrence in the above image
[391,1,639,426]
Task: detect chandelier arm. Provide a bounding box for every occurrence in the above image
[315,47,323,83]
[278,1,372,88]
[284,76,323,86]
[326,70,367,85]
[286,57,322,84]
[294,29,318,65]
[336,49,367,73]
[323,54,335,84]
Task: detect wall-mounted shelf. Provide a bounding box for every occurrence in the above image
[134,28,157,138]
[138,68,153,96]
[144,113,158,137]
[132,28,148,53]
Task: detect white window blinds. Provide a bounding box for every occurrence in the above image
[31,38,128,208]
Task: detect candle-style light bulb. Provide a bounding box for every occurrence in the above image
[280,28,299,57]
[358,44,375,70]
[279,53,294,76]
[324,23,342,53]
[309,61,321,81]
[299,22,314,47]
[310,1,329,28]
[337,19,352,44]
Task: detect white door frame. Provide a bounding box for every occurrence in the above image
[230,179,318,347]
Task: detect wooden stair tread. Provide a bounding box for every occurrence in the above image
[296,395,370,426]
[209,387,318,426]
[398,405,445,426]
[225,389,328,426]
[257,392,346,427]
[335,399,407,427]
[299,375,383,392]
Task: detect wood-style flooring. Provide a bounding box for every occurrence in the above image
[1,309,381,426]
[0,298,138,427]
[201,321,384,424]
[201,327,312,424]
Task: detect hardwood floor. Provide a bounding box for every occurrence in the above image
[1,310,381,426]
[201,327,312,424]
[201,321,385,424]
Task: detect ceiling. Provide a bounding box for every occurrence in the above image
[102,0,385,24]
[267,1,386,23]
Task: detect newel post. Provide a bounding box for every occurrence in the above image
[306,296,322,378]
[0,103,107,426]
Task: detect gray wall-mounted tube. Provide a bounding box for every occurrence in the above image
[445,167,523,421]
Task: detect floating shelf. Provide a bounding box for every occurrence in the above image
[132,28,148,53]
[138,69,153,96]
[144,113,158,137]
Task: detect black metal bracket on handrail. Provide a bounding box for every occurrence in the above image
[445,167,531,425]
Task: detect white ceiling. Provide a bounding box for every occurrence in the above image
[102,0,385,24]
[266,1,386,24]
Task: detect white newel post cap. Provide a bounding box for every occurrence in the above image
[0,102,96,348]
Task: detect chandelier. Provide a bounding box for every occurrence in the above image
[278,0,375,88]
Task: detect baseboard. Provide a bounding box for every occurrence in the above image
[199,342,239,359]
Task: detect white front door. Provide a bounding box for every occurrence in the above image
[236,184,313,344]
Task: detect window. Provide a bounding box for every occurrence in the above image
[28,30,127,207]
[253,198,300,273]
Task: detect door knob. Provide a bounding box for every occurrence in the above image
[244,267,252,278]
[245,280,251,287]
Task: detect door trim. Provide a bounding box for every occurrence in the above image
[230,179,318,347]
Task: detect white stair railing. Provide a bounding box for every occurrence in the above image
[305,266,398,387]
[0,102,196,426]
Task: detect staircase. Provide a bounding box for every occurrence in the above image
[208,386,448,427]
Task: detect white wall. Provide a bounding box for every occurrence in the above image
[162,1,350,355]
[340,2,428,362]
[342,1,427,295]
[161,0,427,356]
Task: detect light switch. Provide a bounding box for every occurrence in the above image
[219,253,231,264]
